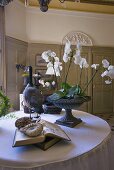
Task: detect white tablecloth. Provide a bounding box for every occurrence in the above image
[0,110,113,170]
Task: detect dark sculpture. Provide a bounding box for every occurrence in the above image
[23,66,44,118]
[0,0,13,6]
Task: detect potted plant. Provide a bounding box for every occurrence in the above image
[0,90,11,118]
[38,78,62,114]
[41,41,114,127]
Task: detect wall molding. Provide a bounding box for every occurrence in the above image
[6,36,28,47]
[26,6,114,21]
[62,31,93,46]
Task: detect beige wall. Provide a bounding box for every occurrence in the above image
[5,1,114,46]
[4,2,114,112]
[5,0,27,42]
[26,8,114,46]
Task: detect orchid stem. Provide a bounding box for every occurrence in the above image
[52,59,58,90]
[64,52,73,84]
[82,69,98,94]
[79,67,83,86]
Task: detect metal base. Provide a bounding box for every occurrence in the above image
[55,109,82,128]
[55,117,82,128]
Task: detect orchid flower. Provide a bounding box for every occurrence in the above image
[102,59,109,68]
[42,51,62,90]
[54,61,62,76]
[39,79,45,87]
[45,82,50,87]
[42,51,50,62]
[73,43,82,64]
[76,41,82,50]
[108,65,114,70]
[50,51,56,58]
[105,80,112,84]
[33,74,38,77]
[46,62,55,75]
[79,58,89,69]
[41,40,114,100]
[63,53,69,63]
[46,61,62,77]
[107,66,114,79]
[54,57,59,62]
[101,70,109,77]
[52,81,56,86]
[42,50,57,63]
[63,40,71,63]
[101,65,114,80]
[75,49,81,57]
[91,64,99,70]
[64,40,71,55]
[73,55,82,65]
[39,79,57,90]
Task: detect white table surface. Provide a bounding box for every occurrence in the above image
[0,110,111,169]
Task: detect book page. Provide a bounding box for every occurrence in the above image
[39,120,71,141]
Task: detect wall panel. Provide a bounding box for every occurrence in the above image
[5,36,28,110]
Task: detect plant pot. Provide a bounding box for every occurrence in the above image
[48,96,91,127]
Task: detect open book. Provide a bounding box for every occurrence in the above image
[13,120,71,148]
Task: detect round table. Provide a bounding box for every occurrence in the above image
[0,110,112,170]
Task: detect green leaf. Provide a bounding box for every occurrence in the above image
[66,85,83,98]
[61,82,71,91]
[0,91,11,118]
[47,93,62,101]
[74,85,82,95]
[56,91,66,98]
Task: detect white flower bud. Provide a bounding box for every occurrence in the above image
[91,64,99,70]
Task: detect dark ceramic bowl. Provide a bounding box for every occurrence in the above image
[43,104,62,114]
[51,96,91,110]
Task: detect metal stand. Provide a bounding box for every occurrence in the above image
[55,109,82,128]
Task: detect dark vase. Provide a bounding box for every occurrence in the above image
[47,96,91,128]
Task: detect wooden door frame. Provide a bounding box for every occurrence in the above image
[0,7,6,94]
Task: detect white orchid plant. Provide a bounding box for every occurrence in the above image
[40,50,62,92]
[39,79,56,90]
[32,72,56,92]
[41,41,114,101]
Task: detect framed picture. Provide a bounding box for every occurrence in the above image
[35,53,47,67]
[35,69,51,80]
